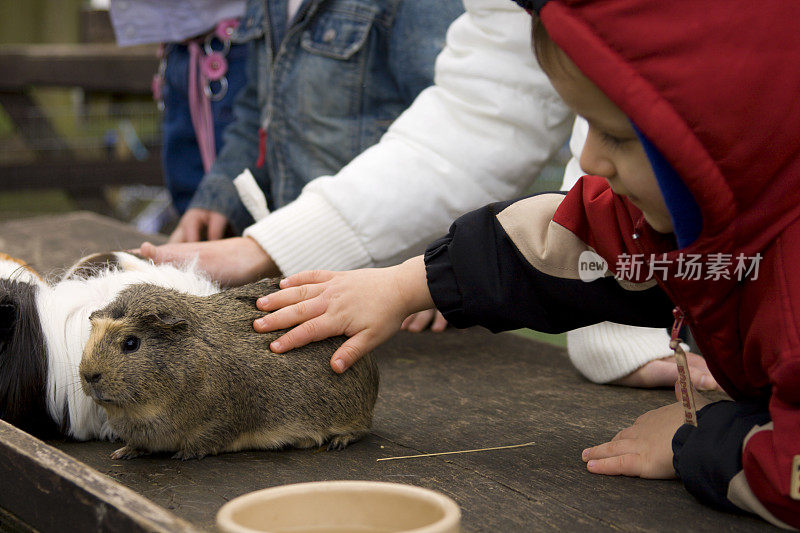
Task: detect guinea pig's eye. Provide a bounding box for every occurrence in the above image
[121,335,140,354]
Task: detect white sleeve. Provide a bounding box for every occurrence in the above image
[244,0,573,275]
[566,322,685,383]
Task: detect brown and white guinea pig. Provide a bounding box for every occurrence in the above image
[0,251,219,441]
[79,279,380,460]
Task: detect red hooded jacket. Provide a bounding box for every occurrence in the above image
[426,0,800,527]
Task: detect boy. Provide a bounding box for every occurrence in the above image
[254,0,800,526]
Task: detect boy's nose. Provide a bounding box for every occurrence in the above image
[580,129,616,179]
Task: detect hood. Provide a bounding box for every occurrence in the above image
[536,0,800,255]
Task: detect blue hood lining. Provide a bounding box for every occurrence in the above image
[633,125,703,248]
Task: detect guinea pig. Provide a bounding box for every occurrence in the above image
[1,251,220,441]
[79,278,380,460]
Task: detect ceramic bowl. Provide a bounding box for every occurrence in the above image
[216,480,461,533]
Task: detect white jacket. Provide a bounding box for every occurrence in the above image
[244,0,674,383]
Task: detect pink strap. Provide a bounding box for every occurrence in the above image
[188,40,216,173]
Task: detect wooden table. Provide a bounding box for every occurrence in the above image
[0,213,772,532]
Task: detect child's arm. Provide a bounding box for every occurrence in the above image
[422,189,676,334]
[255,186,674,373]
[254,256,433,372]
[586,374,799,529]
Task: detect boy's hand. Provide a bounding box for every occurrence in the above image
[582,382,710,478]
[254,256,433,373]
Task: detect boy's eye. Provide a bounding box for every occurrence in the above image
[121,335,140,353]
[600,131,627,148]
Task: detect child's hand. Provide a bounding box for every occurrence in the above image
[612,352,721,390]
[253,256,433,373]
[582,382,711,478]
[139,237,279,286]
[401,309,449,332]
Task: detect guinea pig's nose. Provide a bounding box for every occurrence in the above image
[84,372,102,384]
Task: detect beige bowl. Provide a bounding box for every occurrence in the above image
[216,480,461,533]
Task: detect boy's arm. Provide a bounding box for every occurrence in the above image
[243,0,572,276]
[253,180,670,372]
[673,391,800,528]
[425,190,675,334]
[671,400,790,527]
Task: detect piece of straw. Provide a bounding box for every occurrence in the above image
[377,441,536,462]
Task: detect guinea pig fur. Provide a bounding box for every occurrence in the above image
[0,255,60,437]
[0,251,220,441]
[79,279,380,460]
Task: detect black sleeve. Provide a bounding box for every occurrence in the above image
[672,399,771,513]
[424,197,674,333]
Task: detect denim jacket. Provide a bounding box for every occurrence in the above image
[190,0,464,232]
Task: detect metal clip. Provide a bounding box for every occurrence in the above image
[204,76,229,101]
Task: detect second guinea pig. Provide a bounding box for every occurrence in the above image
[79,278,379,460]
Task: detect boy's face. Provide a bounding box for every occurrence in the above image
[546,53,674,234]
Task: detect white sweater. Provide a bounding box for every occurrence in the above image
[244,0,673,383]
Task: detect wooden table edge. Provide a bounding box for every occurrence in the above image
[0,420,201,533]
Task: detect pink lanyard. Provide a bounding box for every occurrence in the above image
[188,39,217,172]
[154,19,239,173]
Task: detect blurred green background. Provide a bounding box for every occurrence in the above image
[0,0,85,219]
